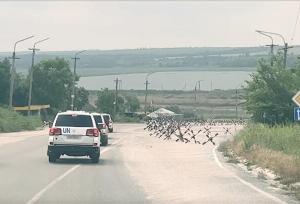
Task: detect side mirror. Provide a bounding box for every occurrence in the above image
[48,121,53,128]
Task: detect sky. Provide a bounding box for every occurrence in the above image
[0,1,299,52]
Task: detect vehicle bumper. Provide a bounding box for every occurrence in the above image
[47,145,100,156]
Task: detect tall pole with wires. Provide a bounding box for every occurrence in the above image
[256,30,277,66]
[28,37,50,116]
[114,77,121,114]
[144,79,150,114]
[71,50,86,110]
[256,30,292,68]
[197,80,203,102]
[9,36,34,109]
[144,72,154,115]
[290,3,300,45]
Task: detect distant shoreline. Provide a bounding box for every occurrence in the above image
[78,67,256,77]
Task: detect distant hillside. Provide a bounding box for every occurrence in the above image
[0,46,299,76]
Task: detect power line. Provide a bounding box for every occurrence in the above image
[290,2,300,44]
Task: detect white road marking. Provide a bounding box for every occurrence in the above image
[26,138,122,204]
[212,146,287,204]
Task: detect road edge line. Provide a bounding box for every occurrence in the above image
[212,146,287,204]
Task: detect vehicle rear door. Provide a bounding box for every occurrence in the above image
[53,114,95,145]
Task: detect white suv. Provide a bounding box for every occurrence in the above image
[91,113,108,146]
[102,113,114,133]
[47,111,100,163]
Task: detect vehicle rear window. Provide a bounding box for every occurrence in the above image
[93,115,103,124]
[103,115,110,124]
[55,115,93,127]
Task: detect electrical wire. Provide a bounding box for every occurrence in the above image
[290,2,300,45]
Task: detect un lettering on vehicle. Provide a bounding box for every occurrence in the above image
[62,128,71,134]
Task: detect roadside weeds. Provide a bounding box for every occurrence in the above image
[218,124,300,201]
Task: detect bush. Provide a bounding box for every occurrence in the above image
[0,107,42,132]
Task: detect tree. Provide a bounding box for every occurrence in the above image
[95,88,124,115]
[13,74,28,106]
[165,105,181,114]
[0,58,11,105]
[95,89,114,114]
[244,55,298,124]
[32,58,74,112]
[125,95,140,112]
[74,87,89,110]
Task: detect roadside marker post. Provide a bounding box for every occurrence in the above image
[292,91,300,122]
[294,107,300,122]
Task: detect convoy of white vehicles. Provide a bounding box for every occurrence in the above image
[47,111,113,163]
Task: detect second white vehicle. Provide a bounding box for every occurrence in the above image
[91,112,108,146]
[102,113,114,133]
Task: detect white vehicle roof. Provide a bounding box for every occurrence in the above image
[91,112,102,116]
[58,111,91,116]
[100,113,111,116]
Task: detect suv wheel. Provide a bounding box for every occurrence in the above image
[90,153,100,163]
[49,155,57,163]
[49,153,60,163]
[101,135,108,146]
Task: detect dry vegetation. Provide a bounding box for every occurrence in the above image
[89,89,248,119]
[219,124,300,200]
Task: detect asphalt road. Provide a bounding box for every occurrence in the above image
[0,124,298,204]
[0,125,149,204]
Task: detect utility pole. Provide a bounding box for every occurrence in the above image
[256,30,277,66]
[194,86,197,102]
[9,36,34,109]
[28,37,50,116]
[71,50,86,110]
[197,80,204,102]
[256,30,292,68]
[114,77,121,114]
[267,43,276,66]
[144,79,150,115]
[283,43,293,68]
[144,72,154,115]
[235,88,238,119]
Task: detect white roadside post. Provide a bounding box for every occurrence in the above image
[292,91,300,121]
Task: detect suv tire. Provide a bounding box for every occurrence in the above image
[91,153,100,163]
[100,135,108,146]
[49,155,57,163]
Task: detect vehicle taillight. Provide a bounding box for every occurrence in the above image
[49,128,62,136]
[86,128,99,137]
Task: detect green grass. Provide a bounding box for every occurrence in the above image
[220,124,300,200]
[0,107,42,132]
[235,124,300,157]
